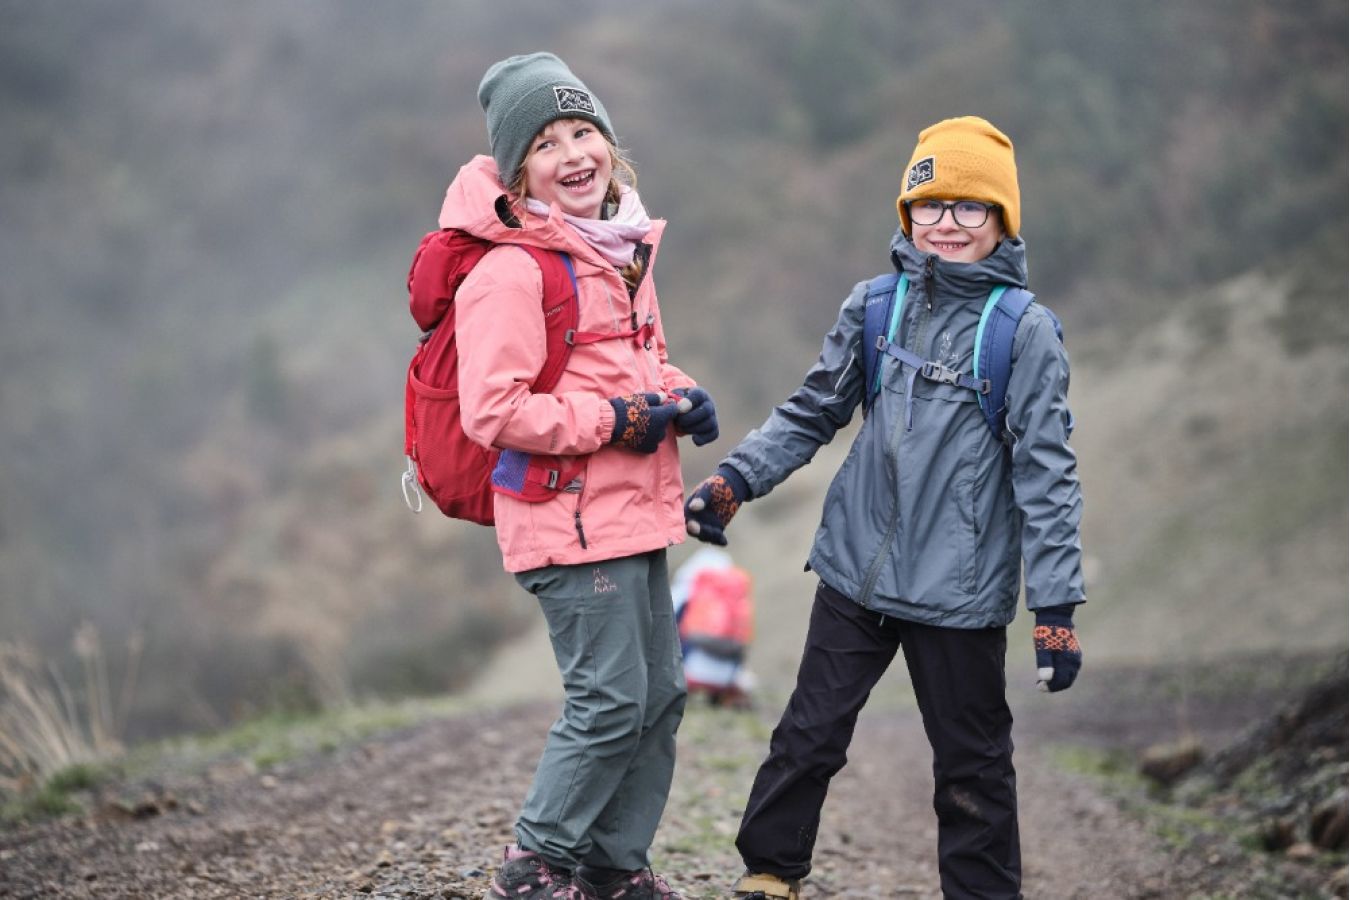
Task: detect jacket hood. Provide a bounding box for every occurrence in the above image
[436,155,661,268]
[888,226,1028,294]
[437,155,515,239]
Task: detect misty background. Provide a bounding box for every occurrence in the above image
[1,0,1345,744]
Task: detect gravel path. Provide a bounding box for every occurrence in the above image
[0,704,1194,899]
[2,659,1342,899]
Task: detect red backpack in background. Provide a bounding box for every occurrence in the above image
[401,229,581,524]
[679,566,754,655]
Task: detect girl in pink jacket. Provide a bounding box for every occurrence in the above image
[448,53,715,900]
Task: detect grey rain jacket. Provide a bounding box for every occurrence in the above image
[724,229,1085,628]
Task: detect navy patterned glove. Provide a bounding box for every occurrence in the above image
[608,392,680,454]
[1034,605,1082,693]
[672,387,719,446]
[684,465,749,546]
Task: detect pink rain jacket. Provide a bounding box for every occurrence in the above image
[441,156,694,572]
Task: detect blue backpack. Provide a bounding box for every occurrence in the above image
[861,272,1070,442]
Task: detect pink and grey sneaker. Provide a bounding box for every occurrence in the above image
[484,846,580,900]
[574,868,684,900]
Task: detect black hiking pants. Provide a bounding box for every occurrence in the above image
[736,582,1021,900]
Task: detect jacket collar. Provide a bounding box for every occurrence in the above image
[437,155,663,273]
[888,227,1028,297]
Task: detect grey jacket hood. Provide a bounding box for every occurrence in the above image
[890,226,1028,291]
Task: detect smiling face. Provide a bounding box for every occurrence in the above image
[909,199,1006,264]
[521,118,613,220]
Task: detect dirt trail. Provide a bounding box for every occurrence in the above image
[2,652,1344,899]
[0,710,1246,897]
[0,704,1154,899]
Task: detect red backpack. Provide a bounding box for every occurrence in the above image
[400,229,650,525]
[679,567,754,649]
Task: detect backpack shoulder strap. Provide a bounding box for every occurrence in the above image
[862,272,906,411]
[514,245,579,393]
[974,286,1036,440]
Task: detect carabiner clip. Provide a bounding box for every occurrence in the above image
[401,457,424,514]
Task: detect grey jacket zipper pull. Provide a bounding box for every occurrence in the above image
[924,255,936,310]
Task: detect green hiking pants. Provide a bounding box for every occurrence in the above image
[513,549,687,871]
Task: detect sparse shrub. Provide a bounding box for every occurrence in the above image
[0,624,140,798]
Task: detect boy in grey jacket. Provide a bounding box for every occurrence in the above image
[684,116,1085,900]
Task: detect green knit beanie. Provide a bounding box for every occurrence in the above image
[478,52,616,186]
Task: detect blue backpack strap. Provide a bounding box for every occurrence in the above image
[1038,304,1075,437]
[861,273,905,411]
[974,286,1036,441]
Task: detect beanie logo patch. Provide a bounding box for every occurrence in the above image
[553,86,597,116]
[907,157,935,191]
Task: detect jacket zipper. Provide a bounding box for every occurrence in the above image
[604,279,660,389]
[569,473,589,550]
[572,255,655,555]
[860,263,930,608]
[858,386,909,606]
[573,506,588,549]
[923,254,936,310]
[912,255,937,355]
[626,249,660,385]
[858,498,901,609]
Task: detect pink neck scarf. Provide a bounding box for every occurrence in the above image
[525,186,651,267]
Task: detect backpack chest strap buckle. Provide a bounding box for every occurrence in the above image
[921,360,991,395]
[921,360,962,386]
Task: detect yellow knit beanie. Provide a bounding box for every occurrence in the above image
[896,116,1020,239]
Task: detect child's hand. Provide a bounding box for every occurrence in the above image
[672,387,719,446]
[684,465,749,545]
[608,392,680,454]
[1033,606,1081,692]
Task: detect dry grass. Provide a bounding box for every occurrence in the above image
[0,623,141,795]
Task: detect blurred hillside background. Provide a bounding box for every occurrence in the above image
[0,0,1345,745]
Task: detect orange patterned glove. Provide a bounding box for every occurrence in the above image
[1034,605,1082,693]
[608,392,680,454]
[684,465,749,546]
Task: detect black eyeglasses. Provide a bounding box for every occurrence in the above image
[907,199,998,229]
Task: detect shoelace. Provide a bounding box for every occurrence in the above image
[628,869,679,899]
[538,862,582,899]
[521,856,582,900]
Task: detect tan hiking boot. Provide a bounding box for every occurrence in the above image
[731,872,801,899]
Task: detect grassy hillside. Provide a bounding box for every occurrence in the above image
[1070,273,1348,661]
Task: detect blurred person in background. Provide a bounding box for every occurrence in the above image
[670,547,756,709]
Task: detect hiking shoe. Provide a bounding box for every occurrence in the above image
[731,872,800,900]
[484,846,580,899]
[574,867,684,899]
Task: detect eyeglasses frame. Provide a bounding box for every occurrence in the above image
[906,199,999,229]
